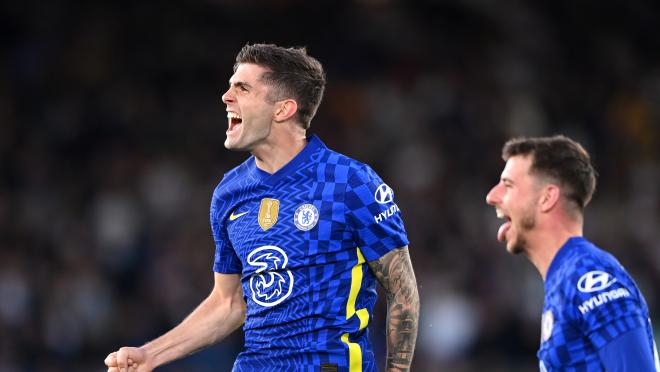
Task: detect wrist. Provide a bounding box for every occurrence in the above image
[140,343,161,369]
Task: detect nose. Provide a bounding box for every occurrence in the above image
[486,183,501,206]
[221,87,234,104]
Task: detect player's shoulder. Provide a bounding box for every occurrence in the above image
[555,238,635,298]
[318,144,385,184]
[554,238,648,332]
[320,145,369,170]
[562,238,625,277]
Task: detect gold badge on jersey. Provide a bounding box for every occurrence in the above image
[258,198,280,230]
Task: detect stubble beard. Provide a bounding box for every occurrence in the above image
[509,213,536,255]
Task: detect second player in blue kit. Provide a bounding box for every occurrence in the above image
[539,236,657,371]
[486,135,659,371]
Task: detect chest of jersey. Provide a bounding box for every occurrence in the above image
[225,178,353,277]
[537,305,602,371]
[537,276,607,371]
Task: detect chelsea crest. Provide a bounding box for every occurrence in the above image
[294,203,319,231]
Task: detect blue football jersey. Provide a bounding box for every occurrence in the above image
[210,135,409,372]
[538,237,658,371]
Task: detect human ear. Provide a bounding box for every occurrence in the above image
[274,99,298,122]
[539,184,560,213]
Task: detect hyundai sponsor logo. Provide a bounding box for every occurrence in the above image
[577,271,617,293]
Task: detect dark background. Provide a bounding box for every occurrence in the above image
[1,0,659,371]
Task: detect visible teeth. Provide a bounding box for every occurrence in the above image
[227,112,242,120]
[496,211,510,220]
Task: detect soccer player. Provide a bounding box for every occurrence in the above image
[104,43,419,372]
[486,135,659,371]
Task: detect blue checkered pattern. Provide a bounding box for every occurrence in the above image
[210,135,409,371]
[538,237,657,371]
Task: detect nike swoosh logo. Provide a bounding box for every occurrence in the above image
[229,211,249,221]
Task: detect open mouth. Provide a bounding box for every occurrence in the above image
[496,211,512,242]
[227,112,242,134]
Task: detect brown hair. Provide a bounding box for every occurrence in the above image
[235,43,326,129]
[502,135,597,211]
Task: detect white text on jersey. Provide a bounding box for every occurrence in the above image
[374,204,400,224]
[578,287,631,315]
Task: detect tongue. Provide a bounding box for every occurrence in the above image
[227,120,241,134]
[497,221,511,242]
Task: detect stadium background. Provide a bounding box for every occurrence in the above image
[1,0,659,370]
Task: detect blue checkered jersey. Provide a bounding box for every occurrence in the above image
[538,237,658,371]
[210,135,409,372]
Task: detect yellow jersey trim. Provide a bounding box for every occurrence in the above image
[341,247,370,372]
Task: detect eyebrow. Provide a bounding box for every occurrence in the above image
[229,81,252,89]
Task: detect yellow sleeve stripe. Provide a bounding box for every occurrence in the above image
[346,247,365,318]
[356,308,369,330]
[341,247,370,372]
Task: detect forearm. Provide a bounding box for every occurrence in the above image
[385,286,419,371]
[367,247,420,372]
[143,291,246,368]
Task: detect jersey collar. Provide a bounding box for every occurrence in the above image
[545,236,587,283]
[250,135,325,186]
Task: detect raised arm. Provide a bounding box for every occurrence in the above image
[105,272,246,372]
[367,246,420,372]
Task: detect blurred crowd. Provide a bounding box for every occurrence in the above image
[1,0,659,371]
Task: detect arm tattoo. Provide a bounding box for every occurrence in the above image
[367,246,419,372]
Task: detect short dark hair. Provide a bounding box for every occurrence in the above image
[234,43,326,129]
[502,135,597,211]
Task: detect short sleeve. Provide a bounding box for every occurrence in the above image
[344,166,409,262]
[210,187,242,274]
[568,265,647,350]
[597,327,658,371]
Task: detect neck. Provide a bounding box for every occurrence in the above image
[252,123,307,174]
[524,218,583,281]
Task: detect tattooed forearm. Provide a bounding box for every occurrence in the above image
[367,246,420,372]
